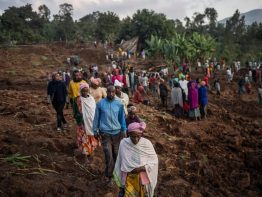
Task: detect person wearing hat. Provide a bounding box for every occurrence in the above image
[89,77,107,103]
[73,83,99,162]
[198,81,208,118]
[114,80,129,115]
[113,122,158,197]
[93,85,127,186]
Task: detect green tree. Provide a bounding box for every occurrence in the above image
[118,16,135,41]
[1,4,44,43]
[131,9,176,47]
[173,19,185,34]
[78,11,100,41]
[191,12,206,33]
[38,4,50,22]
[96,11,120,42]
[225,10,246,40]
[189,32,216,64]
[204,8,218,36]
[53,3,75,41]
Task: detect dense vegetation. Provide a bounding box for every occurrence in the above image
[0,3,262,64]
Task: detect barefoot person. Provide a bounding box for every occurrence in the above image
[47,72,68,131]
[93,85,127,185]
[73,83,99,162]
[114,122,158,197]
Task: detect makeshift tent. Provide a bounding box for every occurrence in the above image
[120,37,139,53]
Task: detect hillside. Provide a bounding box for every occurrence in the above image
[219,9,262,25]
[0,44,262,196]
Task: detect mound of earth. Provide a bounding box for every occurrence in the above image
[0,44,262,196]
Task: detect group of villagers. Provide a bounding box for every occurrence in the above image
[47,68,158,196]
[46,56,262,196]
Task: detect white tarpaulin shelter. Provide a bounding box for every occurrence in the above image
[120,37,139,53]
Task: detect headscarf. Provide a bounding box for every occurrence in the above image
[128,122,146,133]
[127,106,137,113]
[80,83,89,92]
[114,79,123,87]
[90,77,101,86]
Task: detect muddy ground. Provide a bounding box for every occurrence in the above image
[0,44,262,197]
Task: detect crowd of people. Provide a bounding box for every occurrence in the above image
[46,53,262,196]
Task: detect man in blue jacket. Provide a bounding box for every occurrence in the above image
[93,85,127,185]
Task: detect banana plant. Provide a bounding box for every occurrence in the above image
[145,35,164,58]
[162,39,180,67]
[189,32,216,64]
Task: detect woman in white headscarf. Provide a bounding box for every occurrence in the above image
[114,122,158,197]
[114,79,129,115]
[73,83,100,162]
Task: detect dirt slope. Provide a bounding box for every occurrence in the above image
[0,44,262,197]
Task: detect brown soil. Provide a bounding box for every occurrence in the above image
[0,44,262,197]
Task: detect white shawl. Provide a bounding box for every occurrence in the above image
[80,95,96,135]
[179,79,188,97]
[115,91,129,115]
[114,137,158,197]
[171,87,183,108]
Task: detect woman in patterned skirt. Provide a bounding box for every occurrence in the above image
[73,83,100,162]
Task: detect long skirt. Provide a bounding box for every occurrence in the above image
[124,173,145,197]
[189,108,201,118]
[76,125,100,156]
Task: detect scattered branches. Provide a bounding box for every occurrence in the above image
[73,157,96,177]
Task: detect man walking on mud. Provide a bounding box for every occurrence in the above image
[93,85,127,186]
